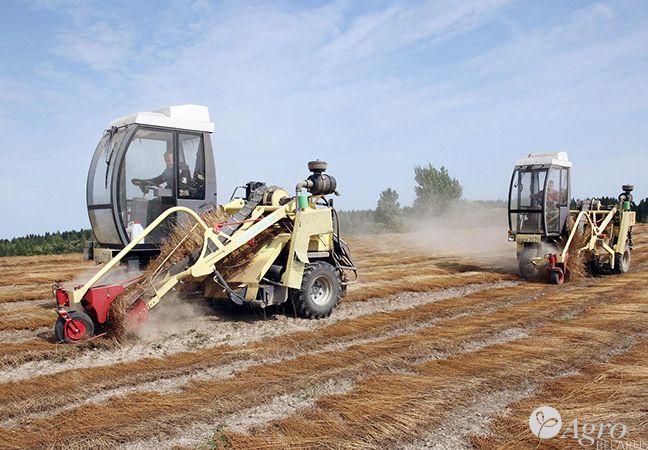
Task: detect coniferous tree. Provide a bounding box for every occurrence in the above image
[0,229,93,256]
[375,188,404,232]
[413,164,463,216]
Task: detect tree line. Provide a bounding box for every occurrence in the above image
[1,166,646,255]
[358,165,648,233]
[571,196,648,223]
[0,229,92,257]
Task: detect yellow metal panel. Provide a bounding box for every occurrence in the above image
[222,198,245,213]
[283,260,305,289]
[245,285,259,301]
[229,234,290,284]
[516,234,542,243]
[293,208,333,263]
[615,211,635,255]
[282,207,333,289]
[308,233,332,252]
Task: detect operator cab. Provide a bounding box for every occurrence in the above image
[86,105,217,262]
[508,152,571,239]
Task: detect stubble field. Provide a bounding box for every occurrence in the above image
[0,224,647,449]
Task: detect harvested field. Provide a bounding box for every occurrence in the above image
[0,225,646,449]
[0,254,94,303]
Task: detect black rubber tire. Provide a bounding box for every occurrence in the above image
[55,310,95,343]
[614,245,631,274]
[518,245,542,281]
[549,271,563,285]
[292,261,341,319]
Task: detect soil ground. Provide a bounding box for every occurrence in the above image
[0,224,646,449]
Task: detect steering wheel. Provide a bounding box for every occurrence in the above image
[131,178,159,195]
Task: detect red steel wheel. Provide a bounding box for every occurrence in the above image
[55,310,95,343]
[549,270,564,285]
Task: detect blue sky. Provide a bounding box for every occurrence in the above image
[1,0,647,238]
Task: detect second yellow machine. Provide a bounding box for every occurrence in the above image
[507,152,635,284]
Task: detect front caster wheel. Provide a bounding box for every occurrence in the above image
[549,270,564,285]
[55,310,95,343]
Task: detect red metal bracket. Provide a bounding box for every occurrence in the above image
[53,284,70,307]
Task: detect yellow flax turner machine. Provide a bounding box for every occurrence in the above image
[508,152,635,284]
[54,161,357,342]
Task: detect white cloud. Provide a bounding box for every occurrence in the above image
[3,0,648,238]
[317,0,512,68]
[53,22,135,71]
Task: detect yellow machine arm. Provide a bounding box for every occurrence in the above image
[558,205,634,270]
[68,206,209,304]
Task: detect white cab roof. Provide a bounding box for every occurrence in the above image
[515,151,572,168]
[109,104,214,133]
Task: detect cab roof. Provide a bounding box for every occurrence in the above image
[515,151,572,168]
[108,104,214,133]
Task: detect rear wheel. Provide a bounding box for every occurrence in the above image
[55,310,95,343]
[292,262,341,319]
[614,244,631,274]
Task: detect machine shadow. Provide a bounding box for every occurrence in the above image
[157,291,299,325]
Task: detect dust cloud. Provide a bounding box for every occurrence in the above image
[134,290,214,342]
[70,263,142,288]
[68,258,215,341]
[407,205,518,273]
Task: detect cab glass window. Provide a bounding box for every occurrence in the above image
[560,168,569,206]
[118,128,175,242]
[509,168,547,234]
[89,128,127,205]
[178,133,206,199]
[545,168,562,233]
[510,169,547,210]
